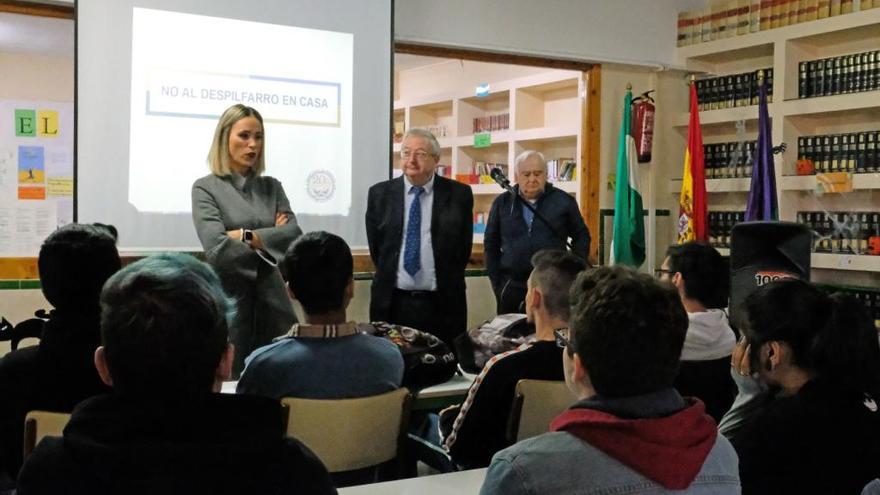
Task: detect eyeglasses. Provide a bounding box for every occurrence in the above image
[400,150,433,163]
[554,328,574,358]
[654,268,672,279]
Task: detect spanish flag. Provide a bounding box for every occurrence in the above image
[678,81,707,243]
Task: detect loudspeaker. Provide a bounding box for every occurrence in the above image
[729,221,812,325]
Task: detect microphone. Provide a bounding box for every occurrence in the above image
[490,167,511,189]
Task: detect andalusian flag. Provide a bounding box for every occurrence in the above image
[678,81,708,243]
[610,87,645,267]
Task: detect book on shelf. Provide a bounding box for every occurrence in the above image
[817,0,830,17]
[830,0,842,15]
[472,161,507,184]
[472,114,509,134]
[547,158,577,182]
[797,210,880,255]
[727,1,739,37]
[738,0,751,34]
[750,0,761,30]
[796,130,880,174]
[799,50,880,98]
[473,212,487,234]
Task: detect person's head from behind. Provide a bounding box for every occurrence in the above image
[282,231,354,317]
[95,253,235,398]
[564,266,688,399]
[525,249,587,325]
[661,242,727,310]
[208,104,265,177]
[742,279,880,396]
[39,223,121,313]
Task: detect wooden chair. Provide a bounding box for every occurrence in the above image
[506,379,575,443]
[23,410,71,459]
[281,388,412,476]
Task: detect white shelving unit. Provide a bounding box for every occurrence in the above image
[672,8,880,281]
[393,69,585,244]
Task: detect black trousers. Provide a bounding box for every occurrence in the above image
[389,289,456,348]
[495,277,528,315]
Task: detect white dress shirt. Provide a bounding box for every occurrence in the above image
[396,174,437,291]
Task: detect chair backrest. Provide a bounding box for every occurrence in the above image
[507,379,574,443]
[281,388,412,473]
[23,410,71,459]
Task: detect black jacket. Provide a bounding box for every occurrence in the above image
[366,175,473,340]
[16,392,336,495]
[732,377,880,495]
[0,309,109,486]
[484,183,590,290]
[440,340,564,468]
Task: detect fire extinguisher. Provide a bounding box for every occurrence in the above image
[631,90,656,164]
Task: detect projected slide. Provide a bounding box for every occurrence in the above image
[129,8,352,215]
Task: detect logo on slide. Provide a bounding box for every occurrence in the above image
[307,170,335,202]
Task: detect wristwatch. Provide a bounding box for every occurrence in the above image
[243,229,254,245]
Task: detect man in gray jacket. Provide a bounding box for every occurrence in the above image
[480,266,740,495]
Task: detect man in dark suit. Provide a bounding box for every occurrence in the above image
[366,128,474,347]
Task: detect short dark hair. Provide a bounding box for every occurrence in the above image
[665,242,728,308]
[38,223,121,311]
[529,249,587,320]
[743,279,880,396]
[569,265,689,398]
[100,253,233,397]
[281,231,353,314]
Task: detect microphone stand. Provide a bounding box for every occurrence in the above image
[491,170,574,251]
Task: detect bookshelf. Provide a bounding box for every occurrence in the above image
[672,7,880,282]
[393,70,585,243]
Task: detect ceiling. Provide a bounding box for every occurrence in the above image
[394,53,452,72]
[0,12,73,58]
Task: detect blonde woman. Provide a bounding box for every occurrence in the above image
[192,104,301,376]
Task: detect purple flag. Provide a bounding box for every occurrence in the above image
[744,76,778,221]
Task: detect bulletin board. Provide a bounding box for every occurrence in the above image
[0,99,73,256]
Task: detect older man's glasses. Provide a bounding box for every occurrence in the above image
[400,150,432,163]
[554,328,574,357]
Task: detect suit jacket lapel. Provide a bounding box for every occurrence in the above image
[390,176,405,237]
[431,175,451,243]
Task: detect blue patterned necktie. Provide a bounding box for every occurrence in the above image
[403,186,425,277]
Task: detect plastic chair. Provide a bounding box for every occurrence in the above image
[506,379,574,443]
[281,388,412,475]
[23,410,71,459]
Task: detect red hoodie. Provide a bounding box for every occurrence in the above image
[550,399,717,490]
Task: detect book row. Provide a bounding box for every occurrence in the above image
[796,210,880,254]
[695,68,773,111]
[677,0,878,47]
[796,131,879,174]
[708,211,746,248]
[830,286,880,330]
[798,50,880,98]
[704,141,757,179]
[473,114,509,134]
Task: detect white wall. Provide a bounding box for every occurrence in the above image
[395,0,707,68]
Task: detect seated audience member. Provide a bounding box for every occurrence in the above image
[440,250,586,469]
[660,242,736,421]
[238,231,426,399]
[726,279,880,494]
[0,224,119,488]
[481,266,740,494]
[16,253,335,494]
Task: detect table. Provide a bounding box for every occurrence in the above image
[412,372,474,411]
[338,468,487,494]
[223,372,475,410]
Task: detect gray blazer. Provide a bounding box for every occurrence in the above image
[192,173,302,374]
